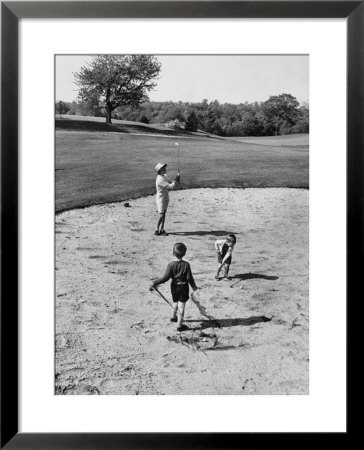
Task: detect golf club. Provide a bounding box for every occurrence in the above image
[151,285,190,328]
[175,142,180,177]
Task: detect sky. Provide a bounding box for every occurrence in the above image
[56,54,308,105]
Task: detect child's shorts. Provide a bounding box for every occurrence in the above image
[171,283,189,303]
[218,254,231,265]
[218,245,232,265]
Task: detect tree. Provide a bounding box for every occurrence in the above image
[291,104,309,133]
[262,94,300,135]
[184,111,199,131]
[240,111,266,136]
[74,55,161,124]
[78,91,104,117]
[55,100,69,116]
[200,107,217,133]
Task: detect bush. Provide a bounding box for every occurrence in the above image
[165,119,186,130]
[139,115,150,124]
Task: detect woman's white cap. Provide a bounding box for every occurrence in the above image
[155,162,167,172]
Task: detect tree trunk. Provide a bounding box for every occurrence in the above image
[105,89,112,124]
[105,108,112,124]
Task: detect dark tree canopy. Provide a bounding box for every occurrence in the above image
[184,110,199,132]
[74,55,161,124]
[262,94,300,135]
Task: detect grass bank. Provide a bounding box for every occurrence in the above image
[56,118,309,212]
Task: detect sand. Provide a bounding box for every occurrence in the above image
[55,188,308,395]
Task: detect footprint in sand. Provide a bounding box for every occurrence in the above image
[242,377,256,392]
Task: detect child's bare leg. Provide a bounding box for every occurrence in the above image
[177,302,185,328]
[224,263,230,278]
[215,264,223,279]
[171,302,178,321]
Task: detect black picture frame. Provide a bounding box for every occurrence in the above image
[1,1,359,448]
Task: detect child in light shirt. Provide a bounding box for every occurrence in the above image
[154,162,180,236]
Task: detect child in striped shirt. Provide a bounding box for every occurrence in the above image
[215,234,237,279]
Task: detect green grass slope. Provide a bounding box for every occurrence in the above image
[231,134,309,147]
[56,118,309,212]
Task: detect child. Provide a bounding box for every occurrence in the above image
[154,162,180,236]
[214,234,237,279]
[149,243,198,332]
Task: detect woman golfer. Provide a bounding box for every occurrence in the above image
[154,162,180,236]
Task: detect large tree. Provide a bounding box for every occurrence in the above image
[262,94,300,135]
[74,55,161,124]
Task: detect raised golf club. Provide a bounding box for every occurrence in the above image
[175,142,180,180]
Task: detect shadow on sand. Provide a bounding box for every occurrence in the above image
[233,273,279,281]
[186,315,271,330]
[168,230,239,237]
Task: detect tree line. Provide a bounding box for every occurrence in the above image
[56,55,308,137]
[56,95,309,137]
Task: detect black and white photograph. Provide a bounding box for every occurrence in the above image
[55,54,309,396]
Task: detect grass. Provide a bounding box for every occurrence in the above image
[231,134,309,147]
[56,117,309,213]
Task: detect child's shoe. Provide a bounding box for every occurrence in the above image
[160,229,168,236]
[154,229,160,236]
[170,317,177,322]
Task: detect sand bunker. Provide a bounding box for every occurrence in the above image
[56,188,308,395]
